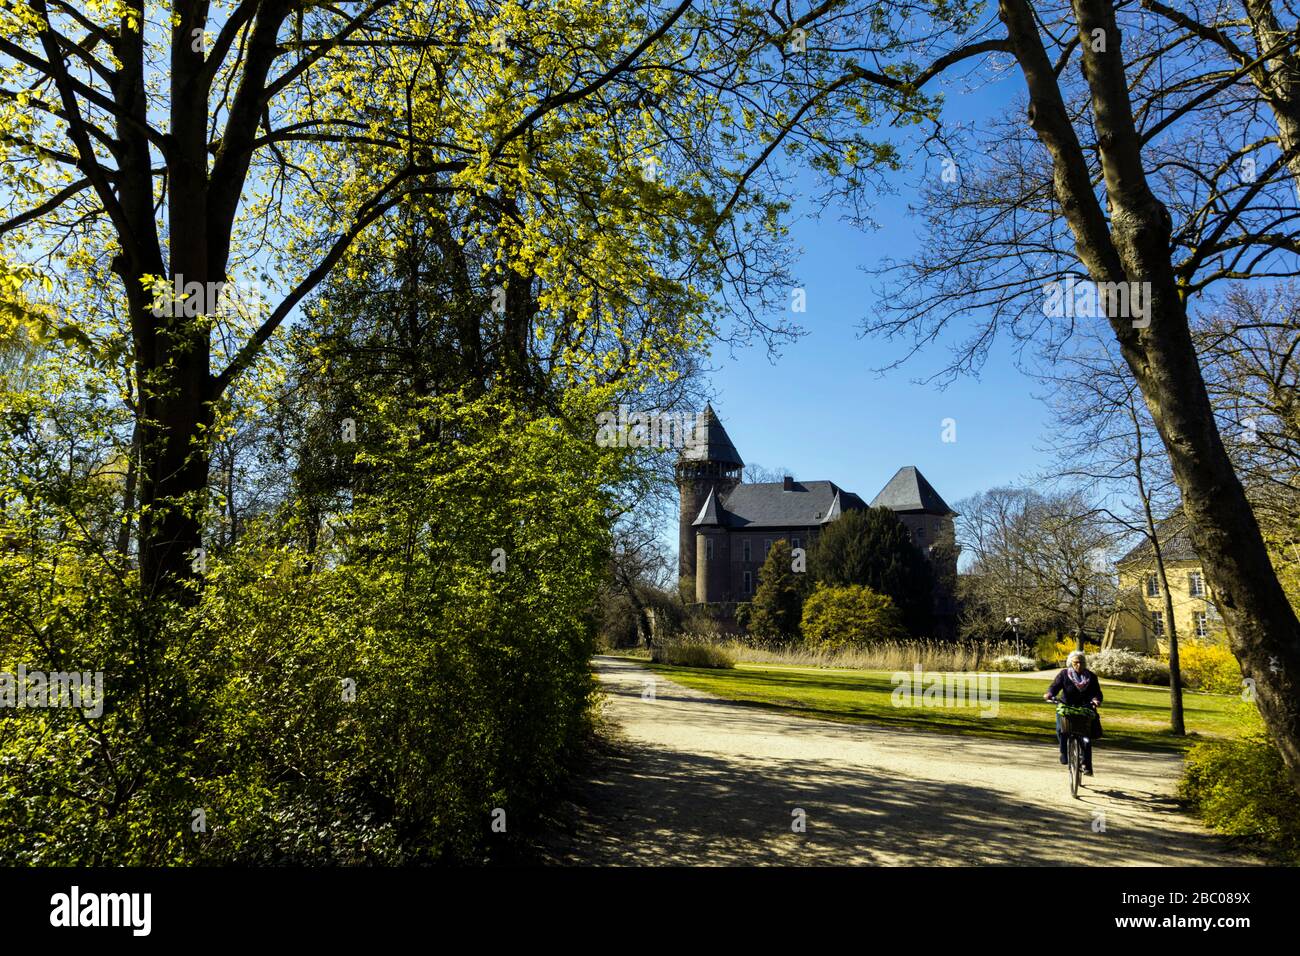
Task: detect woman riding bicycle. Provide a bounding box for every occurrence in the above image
[1043,649,1103,775]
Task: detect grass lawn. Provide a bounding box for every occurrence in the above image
[628,657,1247,753]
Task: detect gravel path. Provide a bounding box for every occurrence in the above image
[537,656,1259,866]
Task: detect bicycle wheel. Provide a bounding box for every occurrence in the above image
[1068,736,1081,798]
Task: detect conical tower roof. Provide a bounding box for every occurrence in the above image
[680,403,744,466]
[821,489,843,523]
[691,486,725,526]
[870,466,955,515]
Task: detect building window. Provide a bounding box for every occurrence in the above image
[705,538,713,561]
[743,571,753,595]
[1188,571,1204,597]
[1151,610,1164,637]
[1146,574,1160,597]
[916,525,925,541]
[791,537,801,551]
[742,540,751,562]
[764,539,772,557]
[1195,611,1208,638]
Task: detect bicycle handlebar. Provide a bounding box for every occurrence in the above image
[1045,696,1100,708]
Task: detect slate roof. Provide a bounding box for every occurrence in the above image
[693,487,724,527]
[870,466,956,515]
[1118,509,1199,564]
[679,403,744,467]
[694,480,868,529]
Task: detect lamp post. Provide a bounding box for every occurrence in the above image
[1006,616,1022,659]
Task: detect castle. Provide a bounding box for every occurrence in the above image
[677,405,959,631]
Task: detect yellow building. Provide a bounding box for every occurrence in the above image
[1103,512,1221,655]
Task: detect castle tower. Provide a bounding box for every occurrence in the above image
[870,466,957,537]
[871,465,961,636]
[676,404,743,589]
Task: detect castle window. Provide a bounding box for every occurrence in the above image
[743,571,753,595]
[1188,572,1204,597]
[1151,610,1164,637]
[705,538,714,561]
[1194,611,1208,638]
[743,540,751,562]
[1146,574,1160,597]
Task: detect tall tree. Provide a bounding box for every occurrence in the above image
[811,506,935,636]
[796,0,1300,794]
[958,487,1115,648]
[0,0,828,599]
[749,538,803,641]
[1040,332,1189,732]
[957,487,1058,640]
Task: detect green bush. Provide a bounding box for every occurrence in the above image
[809,507,935,636]
[0,391,611,865]
[800,583,907,650]
[650,641,735,669]
[1091,648,1170,685]
[1179,705,1300,863]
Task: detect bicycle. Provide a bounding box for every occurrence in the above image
[1047,698,1098,798]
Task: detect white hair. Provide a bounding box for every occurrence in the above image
[1067,649,1087,666]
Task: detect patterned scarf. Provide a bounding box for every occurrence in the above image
[1066,667,1089,689]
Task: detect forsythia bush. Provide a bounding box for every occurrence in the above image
[800,583,906,650]
[1173,640,1243,695]
[1049,636,1101,666]
[1180,704,1300,863]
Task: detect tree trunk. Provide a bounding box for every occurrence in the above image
[1241,0,1300,185]
[1076,596,1086,652]
[1000,0,1300,793]
[129,2,219,601]
[1072,0,1295,770]
[136,341,213,600]
[1151,540,1186,735]
[1132,403,1185,734]
[115,418,139,558]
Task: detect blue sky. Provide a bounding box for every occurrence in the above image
[699,70,1054,517]
[703,195,1055,513]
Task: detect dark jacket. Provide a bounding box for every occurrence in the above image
[1048,667,1103,707]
